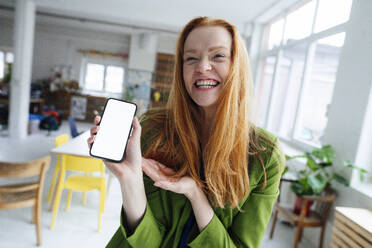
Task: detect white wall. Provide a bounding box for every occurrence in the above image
[157,33,178,55]
[34,24,130,82]
[0,17,13,47]
[0,12,178,86]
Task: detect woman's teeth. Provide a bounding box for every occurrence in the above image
[195,80,219,88]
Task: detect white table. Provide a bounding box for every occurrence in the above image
[50,131,91,157]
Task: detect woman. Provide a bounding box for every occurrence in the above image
[88,17,284,247]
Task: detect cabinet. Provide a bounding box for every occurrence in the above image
[0,98,44,124]
[150,53,175,108]
[45,91,107,123]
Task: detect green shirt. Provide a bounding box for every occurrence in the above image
[106,128,284,248]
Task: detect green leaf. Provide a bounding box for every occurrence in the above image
[281,166,289,177]
[298,170,308,178]
[312,147,325,161]
[333,173,349,186]
[290,182,312,196]
[299,177,309,186]
[322,145,336,163]
[360,172,365,182]
[286,154,307,160]
[343,160,356,168]
[306,156,320,171]
[319,162,332,167]
[343,161,368,182]
[290,182,305,195]
[343,161,366,171]
[308,173,327,194]
[312,145,335,163]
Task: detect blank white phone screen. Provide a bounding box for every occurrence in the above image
[90,99,136,161]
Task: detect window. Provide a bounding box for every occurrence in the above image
[257,0,353,147]
[314,0,352,33]
[0,50,14,80]
[294,33,345,144]
[283,0,316,44]
[267,44,307,138]
[0,51,4,79]
[256,56,276,126]
[267,19,284,50]
[83,62,125,94]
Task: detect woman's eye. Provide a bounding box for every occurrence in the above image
[185,57,197,62]
[214,54,225,59]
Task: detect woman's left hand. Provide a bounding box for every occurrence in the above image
[142,158,197,199]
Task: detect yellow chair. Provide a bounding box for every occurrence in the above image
[47,134,69,203]
[49,154,106,232]
[48,134,91,210]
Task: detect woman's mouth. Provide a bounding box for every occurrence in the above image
[194,79,219,89]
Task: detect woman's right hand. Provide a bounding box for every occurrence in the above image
[88,115,147,228]
[87,115,143,182]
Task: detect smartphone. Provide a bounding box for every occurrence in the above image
[89,98,137,162]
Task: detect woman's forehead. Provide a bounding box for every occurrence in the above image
[183,26,232,52]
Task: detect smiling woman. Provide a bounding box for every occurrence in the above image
[182,26,231,111]
[87,16,285,248]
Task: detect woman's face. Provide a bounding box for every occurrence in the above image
[183,26,232,112]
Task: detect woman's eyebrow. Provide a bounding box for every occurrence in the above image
[209,46,228,52]
[184,46,228,54]
[184,49,197,54]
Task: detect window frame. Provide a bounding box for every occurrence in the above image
[80,57,127,97]
[256,0,351,150]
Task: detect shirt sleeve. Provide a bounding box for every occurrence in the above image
[106,176,167,248]
[188,138,285,248]
[106,112,168,247]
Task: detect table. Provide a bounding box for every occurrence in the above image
[50,131,90,157]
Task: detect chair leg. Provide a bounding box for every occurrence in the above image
[319,225,326,248]
[98,183,106,232]
[32,204,37,224]
[36,199,41,246]
[49,170,61,212]
[50,181,64,230]
[269,209,279,239]
[66,190,72,211]
[47,164,59,202]
[294,226,303,248]
[82,192,86,205]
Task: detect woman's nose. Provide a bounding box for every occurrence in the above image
[196,59,212,72]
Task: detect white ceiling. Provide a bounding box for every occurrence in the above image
[0,0,302,35]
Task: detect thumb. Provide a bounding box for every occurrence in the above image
[129,117,141,144]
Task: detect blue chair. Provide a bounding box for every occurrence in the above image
[68,116,81,138]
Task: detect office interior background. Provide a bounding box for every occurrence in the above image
[0,0,371,247]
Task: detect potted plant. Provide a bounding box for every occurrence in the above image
[285,145,367,216]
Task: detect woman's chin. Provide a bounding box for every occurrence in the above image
[194,101,218,112]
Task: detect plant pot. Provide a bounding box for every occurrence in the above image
[293,195,313,217]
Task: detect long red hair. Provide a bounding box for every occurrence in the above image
[142,17,265,208]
